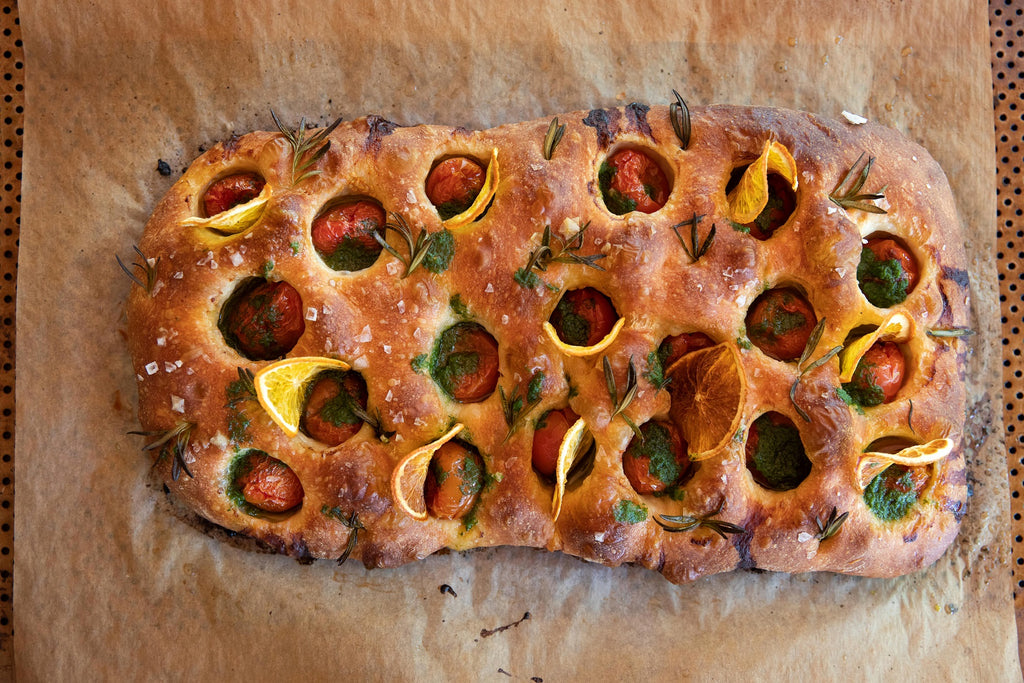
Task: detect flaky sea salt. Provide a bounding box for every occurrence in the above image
[842,110,867,125]
[170,395,185,413]
[354,325,372,343]
[145,361,159,375]
[798,532,814,543]
[305,307,318,321]
[229,251,244,267]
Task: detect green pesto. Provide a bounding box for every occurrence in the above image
[514,267,541,289]
[527,372,544,403]
[835,385,867,415]
[225,449,277,517]
[318,235,380,272]
[750,415,810,491]
[261,259,274,278]
[729,220,752,234]
[554,296,590,346]
[842,359,885,407]
[748,293,807,341]
[422,229,455,274]
[317,375,362,427]
[598,162,638,215]
[857,248,909,307]
[736,336,753,350]
[644,349,667,389]
[864,465,920,521]
[613,499,648,525]
[430,323,486,400]
[449,294,470,318]
[411,354,430,373]
[227,412,251,444]
[627,422,681,486]
[290,241,302,256]
[456,454,484,497]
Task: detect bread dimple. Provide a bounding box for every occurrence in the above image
[126,103,970,582]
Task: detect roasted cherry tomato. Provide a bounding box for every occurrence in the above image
[622,421,689,494]
[426,157,486,219]
[858,237,919,307]
[301,371,368,445]
[220,279,306,360]
[844,341,905,406]
[203,172,265,217]
[236,451,304,513]
[312,200,385,271]
[531,407,579,479]
[864,463,930,521]
[600,149,670,214]
[425,441,484,520]
[745,172,796,240]
[745,412,810,491]
[745,288,818,362]
[659,332,715,371]
[432,322,500,403]
[550,287,618,347]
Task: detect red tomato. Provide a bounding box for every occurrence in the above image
[864,237,919,292]
[302,372,368,445]
[604,149,670,214]
[660,332,715,370]
[850,342,906,404]
[745,288,817,362]
[434,323,500,403]
[532,407,579,478]
[222,279,305,360]
[883,464,930,496]
[425,442,484,520]
[622,421,689,494]
[550,287,618,347]
[237,452,304,513]
[311,201,385,269]
[203,172,265,216]
[426,157,485,218]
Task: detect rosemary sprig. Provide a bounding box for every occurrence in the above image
[907,398,916,434]
[321,505,365,565]
[270,109,343,186]
[814,506,849,542]
[671,213,715,263]
[226,367,256,406]
[669,89,691,150]
[129,421,196,481]
[350,404,395,443]
[116,245,159,294]
[514,222,606,289]
[500,371,544,442]
[543,117,567,160]
[789,318,842,423]
[829,153,887,214]
[604,356,642,439]
[373,212,441,278]
[654,500,746,539]
[926,327,975,338]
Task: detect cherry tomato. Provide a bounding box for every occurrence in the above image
[601,149,669,214]
[532,407,579,479]
[221,279,306,360]
[312,200,385,271]
[659,332,715,370]
[237,451,304,513]
[426,157,485,219]
[847,341,905,406]
[861,237,919,301]
[745,288,817,362]
[203,172,265,217]
[550,287,618,347]
[432,322,500,403]
[745,412,810,491]
[302,371,368,445]
[622,421,689,494]
[425,441,484,520]
[745,172,796,240]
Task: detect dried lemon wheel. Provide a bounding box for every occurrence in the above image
[443,147,500,229]
[551,417,594,521]
[254,356,352,437]
[667,342,747,461]
[542,317,625,358]
[855,437,954,490]
[181,183,272,234]
[391,423,465,521]
[727,139,798,224]
[838,312,913,382]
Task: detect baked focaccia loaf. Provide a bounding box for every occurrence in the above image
[125,103,970,583]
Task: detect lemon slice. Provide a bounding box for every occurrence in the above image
[254,356,352,437]
[667,342,747,461]
[855,437,954,490]
[551,417,593,521]
[390,423,465,521]
[838,312,913,382]
[181,183,272,234]
[542,317,625,358]
[727,139,799,224]
[443,148,500,229]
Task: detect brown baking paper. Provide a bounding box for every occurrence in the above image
[14,1,1019,679]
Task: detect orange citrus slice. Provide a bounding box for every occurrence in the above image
[667,342,747,461]
[551,417,594,521]
[254,356,351,437]
[727,139,799,224]
[390,423,465,521]
[855,437,954,490]
[542,317,625,358]
[838,312,913,382]
[443,147,499,229]
[181,183,271,234]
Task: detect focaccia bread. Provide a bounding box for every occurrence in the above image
[124,102,971,583]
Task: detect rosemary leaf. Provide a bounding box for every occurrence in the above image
[814,507,849,542]
[671,213,714,263]
[543,117,567,160]
[669,89,692,150]
[926,327,975,338]
[654,500,746,539]
[129,421,196,481]
[829,153,887,214]
[116,245,159,294]
[515,222,604,289]
[271,109,343,187]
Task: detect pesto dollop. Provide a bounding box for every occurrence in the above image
[857,248,909,307]
[748,414,811,490]
[864,465,922,521]
[627,422,682,487]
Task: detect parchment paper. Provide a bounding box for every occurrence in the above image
[14,1,1019,679]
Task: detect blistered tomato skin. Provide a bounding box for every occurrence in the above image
[203,172,266,217]
[426,157,485,218]
[425,442,484,520]
[222,280,306,361]
[660,332,715,370]
[550,288,618,347]
[312,201,385,271]
[862,237,920,299]
[532,407,579,478]
[622,421,689,494]
[432,323,500,403]
[302,372,368,446]
[745,288,817,362]
[850,342,905,405]
[238,453,304,513]
[603,149,669,214]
